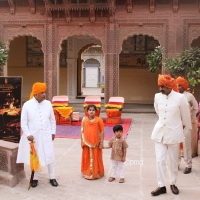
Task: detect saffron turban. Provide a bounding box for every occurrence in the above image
[172,79,178,92]
[30,82,47,99]
[176,76,188,91]
[158,74,174,89]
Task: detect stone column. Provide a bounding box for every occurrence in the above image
[44,23,53,101]
[52,24,58,98]
[104,23,119,103]
[67,58,77,102]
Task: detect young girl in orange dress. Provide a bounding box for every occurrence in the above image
[81,104,104,180]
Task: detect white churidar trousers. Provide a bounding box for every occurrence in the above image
[111,160,124,178]
[155,141,179,187]
[33,162,55,180]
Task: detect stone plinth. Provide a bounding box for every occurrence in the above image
[0,140,25,187]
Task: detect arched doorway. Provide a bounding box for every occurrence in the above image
[58,35,104,101]
[83,58,100,88]
[7,36,44,102]
[119,35,161,104]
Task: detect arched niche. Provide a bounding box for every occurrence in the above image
[119,34,161,104]
[58,35,103,102]
[7,36,44,102]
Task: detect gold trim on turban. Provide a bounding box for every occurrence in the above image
[30,82,47,99]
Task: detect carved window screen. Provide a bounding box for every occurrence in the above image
[120,35,159,68]
[26,36,44,68]
[60,40,67,68]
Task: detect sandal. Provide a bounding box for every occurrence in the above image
[119,178,124,183]
[108,177,115,182]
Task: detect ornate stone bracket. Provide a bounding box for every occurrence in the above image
[43,0,53,17]
[127,0,133,13]
[149,0,155,13]
[109,0,116,22]
[89,0,95,23]
[29,0,36,14]
[8,0,15,15]
[173,0,179,12]
[65,8,71,23]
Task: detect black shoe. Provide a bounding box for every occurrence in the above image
[31,180,38,188]
[183,167,192,174]
[151,187,166,196]
[170,185,179,195]
[50,179,58,187]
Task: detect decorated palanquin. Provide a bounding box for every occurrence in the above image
[52,96,74,125]
[83,96,101,116]
[105,97,124,124]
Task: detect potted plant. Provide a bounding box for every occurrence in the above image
[147,46,200,91]
[0,41,9,74]
[100,84,104,93]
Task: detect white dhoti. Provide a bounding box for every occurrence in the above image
[155,141,179,187]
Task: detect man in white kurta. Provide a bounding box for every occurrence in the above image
[151,75,191,196]
[17,82,58,187]
[177,77,198,174]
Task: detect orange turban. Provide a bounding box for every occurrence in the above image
[158,74,174,89]
[172,79,178,92]
[30,82,47,99]
[176,76,188,91]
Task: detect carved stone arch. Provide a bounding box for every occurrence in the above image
[77,43,97,96]
[188,26,200,48]
[57,25,106,55]
[3,27,45,52]
[84,58,100,65]
[118,26,164,54]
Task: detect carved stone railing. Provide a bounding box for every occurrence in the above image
[0,140,25,187]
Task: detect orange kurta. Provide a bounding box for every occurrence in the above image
[81,117,104,180]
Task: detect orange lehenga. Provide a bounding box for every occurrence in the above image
[81,116,104,180]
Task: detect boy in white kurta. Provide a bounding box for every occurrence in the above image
[17,82,58,187]
[151,75,191,196]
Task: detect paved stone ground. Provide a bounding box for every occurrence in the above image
[1,113,200,200]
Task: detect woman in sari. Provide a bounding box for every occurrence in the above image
[81,104,104,180]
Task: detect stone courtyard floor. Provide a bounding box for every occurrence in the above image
[1,113,200,200]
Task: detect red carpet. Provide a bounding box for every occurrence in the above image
[55,118,132,140]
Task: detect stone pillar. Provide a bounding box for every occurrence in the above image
[0,140,25,187]
[44,23,53,101]
[104,23,119,103]
[52,24,58,98]
[67,58,77,102]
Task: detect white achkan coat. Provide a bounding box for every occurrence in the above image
[151,90,192,144]
[17,98,56,166]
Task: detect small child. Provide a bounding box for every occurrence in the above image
[104,124,128,183]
